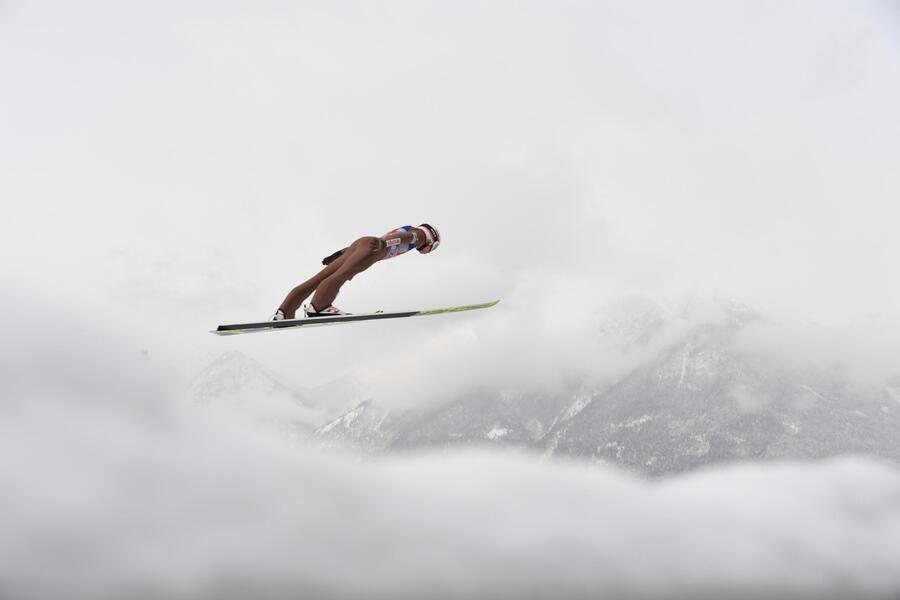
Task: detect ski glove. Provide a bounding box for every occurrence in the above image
[322,249,344,265]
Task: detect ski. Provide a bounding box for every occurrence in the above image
[211,300,500,336]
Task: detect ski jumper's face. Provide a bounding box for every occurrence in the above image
[417,236,436,254]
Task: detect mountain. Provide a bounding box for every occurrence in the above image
[546,309,900,474]
[387,388,574,451]
[312,400,402,451]
[190,351,321,439]
[312,299,900,475]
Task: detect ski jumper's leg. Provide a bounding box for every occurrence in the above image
[278,252,350,319]
[309,237,382,310]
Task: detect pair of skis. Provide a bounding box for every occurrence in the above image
[212,300,499,336]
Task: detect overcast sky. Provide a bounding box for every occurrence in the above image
[2,0,899,393]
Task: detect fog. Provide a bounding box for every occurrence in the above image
[2,1,900,597]
[2,1,900,393]
[2,291,900,599]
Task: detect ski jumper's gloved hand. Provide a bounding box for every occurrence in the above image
[322,249,344,265]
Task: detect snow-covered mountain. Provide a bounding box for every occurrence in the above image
[546,310,900,474]
[312,299,900,474]
[312,400,401,451]
[190,351,321,439]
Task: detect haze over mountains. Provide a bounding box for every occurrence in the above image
[193,296,900,474]
[5,286,900,599]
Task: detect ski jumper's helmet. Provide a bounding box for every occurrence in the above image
[417,223,440,253]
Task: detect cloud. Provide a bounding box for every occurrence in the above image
[3,0,900,390]
[731,311,900,393]
[2,5,900,596]
[3,287,900,599]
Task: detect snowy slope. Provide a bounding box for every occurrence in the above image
[546,310,900,473]
[313,400,400,451]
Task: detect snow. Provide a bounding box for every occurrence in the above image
[677,344,691,388]
[799,384,827,400]
[560,393,593,422]
[322,403,367,431]
[889,387,900,407]
[617,414,653,429]
[486,426,509,440]
[317,415,343,434]
[3,294,900,599]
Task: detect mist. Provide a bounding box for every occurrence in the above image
[2,1,900,597]
[3,290,900,599]
[3,0,900,388]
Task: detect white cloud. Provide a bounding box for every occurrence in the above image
[2,290,900,599]
[3,1,900,388]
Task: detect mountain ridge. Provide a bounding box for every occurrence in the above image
[195,298,900,474]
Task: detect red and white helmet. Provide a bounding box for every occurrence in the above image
[417,223,441,253]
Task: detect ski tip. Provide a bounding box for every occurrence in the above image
[414,299,500,317]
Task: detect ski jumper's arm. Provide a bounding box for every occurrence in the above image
[322,247,349,265]
[381,227,423,252]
